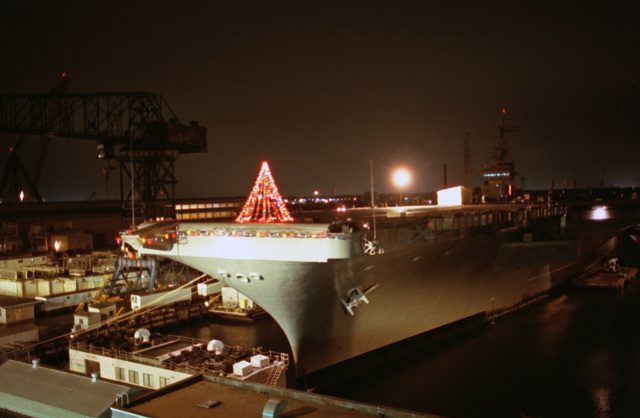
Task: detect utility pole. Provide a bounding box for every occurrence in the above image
[464,132,472,190]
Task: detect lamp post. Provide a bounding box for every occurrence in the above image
[392,168,411,206]
[369,159,376,240]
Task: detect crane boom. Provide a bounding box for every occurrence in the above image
[0,92,206,154]
[0,88,207,224]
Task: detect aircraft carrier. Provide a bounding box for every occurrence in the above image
[120,201,638,381]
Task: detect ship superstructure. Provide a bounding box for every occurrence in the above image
[479,111,521,201]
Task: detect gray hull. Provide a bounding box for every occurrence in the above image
[121,204,630,376]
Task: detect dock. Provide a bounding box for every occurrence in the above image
[131,302,213,329]
[111,373,441,418]
[572,258,638,289]
[207,286,268,321]
[208,304,268,321]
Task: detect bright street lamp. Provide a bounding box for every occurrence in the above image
[393,169,411,188]
[392,168,411,205]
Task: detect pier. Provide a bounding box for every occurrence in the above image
[129,302,213,329]
[572,258,639,289]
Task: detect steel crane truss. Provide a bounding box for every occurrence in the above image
[0,92,206,154]
[0,92,207,222]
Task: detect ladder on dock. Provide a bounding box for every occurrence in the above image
[269,353,289,386]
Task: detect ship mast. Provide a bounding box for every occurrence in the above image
[479,109,520,201]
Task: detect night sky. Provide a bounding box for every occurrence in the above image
[1,0,638,202]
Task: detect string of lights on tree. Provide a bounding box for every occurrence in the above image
[235,161,294,223]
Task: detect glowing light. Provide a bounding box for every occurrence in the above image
[483,172,510,178]
[393,169,411,188]
[590,206,610,220]
[54,241,60,252]
[235,161,294,223]
[19,191,24,202]
[438,186,465,206]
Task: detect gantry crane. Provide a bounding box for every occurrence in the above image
[0,76,207,226]
[0,73,71,203]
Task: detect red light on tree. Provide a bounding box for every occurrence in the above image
[235,161,294,223]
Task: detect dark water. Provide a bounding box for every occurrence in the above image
[35,281,640,418]
[319,284,640,418]
[172,316,292,355]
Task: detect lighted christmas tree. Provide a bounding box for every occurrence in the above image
[235,161,294,223]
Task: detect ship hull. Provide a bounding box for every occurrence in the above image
[121,205,632,377]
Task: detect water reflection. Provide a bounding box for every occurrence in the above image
[591,388,613,418]
[318,283,640,417]
[175,316,292,356]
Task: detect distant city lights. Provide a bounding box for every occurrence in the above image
[482,172,511,178]
[290,196,358,205]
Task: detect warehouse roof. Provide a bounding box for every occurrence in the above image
[0,360,131,418]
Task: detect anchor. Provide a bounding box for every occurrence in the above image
[342,287,369,315]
